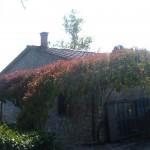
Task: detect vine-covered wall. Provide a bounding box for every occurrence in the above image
[0,50,150,143]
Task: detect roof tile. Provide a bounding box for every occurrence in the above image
[47,48,96,59]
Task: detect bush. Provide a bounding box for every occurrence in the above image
[0,124,58,150]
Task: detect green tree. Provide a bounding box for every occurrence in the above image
[63,9,92,50]
[50,40,70,49]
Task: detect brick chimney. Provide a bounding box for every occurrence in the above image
[40,32,48,47]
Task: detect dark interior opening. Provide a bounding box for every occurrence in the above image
[57,93,66,115]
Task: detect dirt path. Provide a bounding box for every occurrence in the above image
[63,139,150,150]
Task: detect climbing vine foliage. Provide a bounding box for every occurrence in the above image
[0,50,150,130]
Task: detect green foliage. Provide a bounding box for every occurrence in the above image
[49,9,92,50]
[78,37,92,50]
[1,50,150,129]
[17,75,58,130]
[62,9,92,50]
[50,40,70,49]
[0,123,57,150]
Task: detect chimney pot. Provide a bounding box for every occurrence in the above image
[40,32,48,47]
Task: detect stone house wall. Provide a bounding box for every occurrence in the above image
[45,87,145,144]
[45,96,94,144]
[2,100,20,124]
[2,87,146,144]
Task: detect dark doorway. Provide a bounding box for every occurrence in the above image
[57,93,66,116]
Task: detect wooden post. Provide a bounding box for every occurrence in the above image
[91,93,96,141]
[0,101,3,122]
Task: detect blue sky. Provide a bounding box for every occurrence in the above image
[0,0,150,71]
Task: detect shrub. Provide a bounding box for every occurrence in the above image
[0,124,58,150]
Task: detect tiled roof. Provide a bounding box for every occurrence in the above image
[47,48,96,59]
[1,46,98,74]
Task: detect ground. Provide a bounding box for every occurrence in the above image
[63,138,150,150]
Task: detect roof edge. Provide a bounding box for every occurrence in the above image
[1,46,36,74]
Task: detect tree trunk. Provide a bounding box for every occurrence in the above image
[91,94,96,141]
[96,105,108,143]
[0,101,3,122]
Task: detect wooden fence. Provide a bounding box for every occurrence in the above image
[106,98,150,141]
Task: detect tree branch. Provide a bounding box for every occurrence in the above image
[20,0,26,9]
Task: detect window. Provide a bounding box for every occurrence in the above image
[57,93,66,115]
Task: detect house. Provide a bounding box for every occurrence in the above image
[1,33,148,144]
[1,32,100,144]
